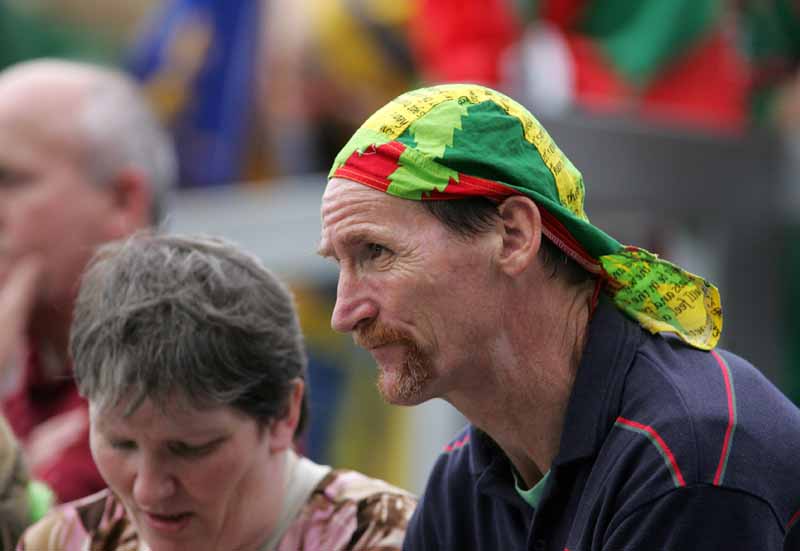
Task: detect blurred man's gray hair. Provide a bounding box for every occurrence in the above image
[78,64,177,225]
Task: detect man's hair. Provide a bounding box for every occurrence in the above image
[78,68,177,225]
[422,197,591,285]
[69,233,309,434]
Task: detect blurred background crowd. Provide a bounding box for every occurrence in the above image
[2,0,800,495]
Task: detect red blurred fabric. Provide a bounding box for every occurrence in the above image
[2,345,104,503]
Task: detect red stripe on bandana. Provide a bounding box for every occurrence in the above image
[333,141,407,193]
[538,207,600,273]
[426,172,600,274]
[424,172,518,201]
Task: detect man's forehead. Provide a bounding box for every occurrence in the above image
[319,178,418,255]
[0,85,84,160]
[324,177,382,198]
[323,178,428,224]
[0,118,79,168]
[323,178,387,217]
[0,61,94,99]
[0,65,89,132]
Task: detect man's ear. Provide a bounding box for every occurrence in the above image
[495,196,542,276]
[106,167,152,236]
[269,378,304,453]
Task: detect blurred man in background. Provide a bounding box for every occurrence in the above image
[0,59,176,503]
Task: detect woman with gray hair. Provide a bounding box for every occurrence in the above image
[18,233,416,551]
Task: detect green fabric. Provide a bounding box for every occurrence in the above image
[741,0,800,125]
[27,480,54,523]
[514,469,550,509]
[743,0,800,66]
[443,101,560,204]
[329,83,723,350]
[391,107,460,199]
[0,4,115,69]
[578,0,717,86]
[514,0,540,23]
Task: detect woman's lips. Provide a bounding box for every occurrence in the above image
[143,511,194,533]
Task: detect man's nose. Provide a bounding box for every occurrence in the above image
[331,267,377,334]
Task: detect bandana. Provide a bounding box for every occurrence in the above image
[328,84,722,350]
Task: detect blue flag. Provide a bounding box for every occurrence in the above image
[127,0,261,187]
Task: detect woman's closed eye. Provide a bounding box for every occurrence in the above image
[109,439,137,452]
[167,439,223,459]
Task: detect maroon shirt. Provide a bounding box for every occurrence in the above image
[2,344,104,503]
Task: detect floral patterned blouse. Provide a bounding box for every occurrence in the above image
[17,467,417,550]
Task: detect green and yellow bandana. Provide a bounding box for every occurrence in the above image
[328,84,722,350]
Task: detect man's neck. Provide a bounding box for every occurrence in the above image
[445,282,594,487]
[28,302,73,376]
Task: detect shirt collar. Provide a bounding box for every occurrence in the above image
[468,297,641,500]
[553,297,642,466]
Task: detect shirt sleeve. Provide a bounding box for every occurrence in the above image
[348,491,417,550]
[605,484,784,550]
[17,511,77,551]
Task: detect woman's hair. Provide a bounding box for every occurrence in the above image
[69,233,309,434]
[0,415,31,549]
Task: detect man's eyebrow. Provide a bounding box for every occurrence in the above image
[316,228,385,259]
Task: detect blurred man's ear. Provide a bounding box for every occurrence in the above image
[107,167,152,235]
[495,196,542,277]
[269,378,304,453]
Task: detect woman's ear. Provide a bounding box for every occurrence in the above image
[268,378,304,453]
[495,196,542,276]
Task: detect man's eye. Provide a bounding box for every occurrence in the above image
[0,171,28,189]
[367,243,388,259]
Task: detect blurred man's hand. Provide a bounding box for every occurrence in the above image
[0,256,42,377]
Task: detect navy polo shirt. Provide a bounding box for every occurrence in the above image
[403,299,800,551]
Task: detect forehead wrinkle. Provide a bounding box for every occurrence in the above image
[320,184,387,256]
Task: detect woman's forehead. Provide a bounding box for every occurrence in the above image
[90,397,241,435]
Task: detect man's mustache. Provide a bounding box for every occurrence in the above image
[354,322,414,350]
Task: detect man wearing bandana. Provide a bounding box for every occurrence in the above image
[319,84,800,550]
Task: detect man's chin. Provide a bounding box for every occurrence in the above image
[376,370,431,406]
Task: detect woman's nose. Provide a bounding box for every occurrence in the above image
[132,456,177,508]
